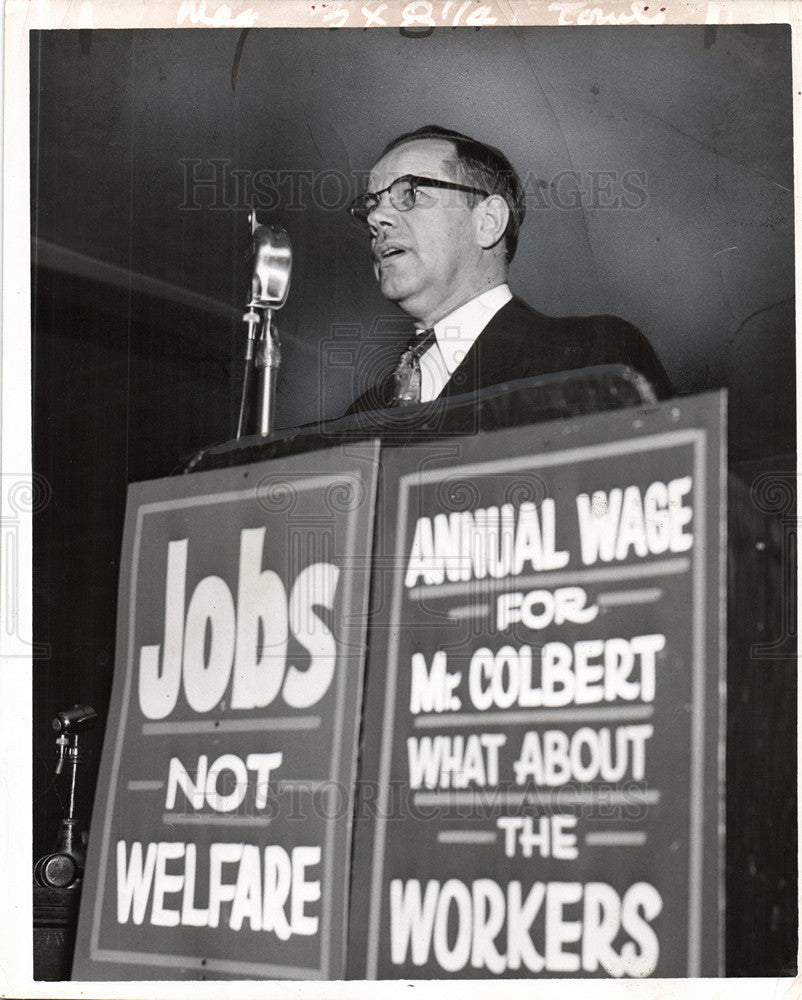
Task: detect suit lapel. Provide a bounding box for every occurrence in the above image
[442,298,542,397]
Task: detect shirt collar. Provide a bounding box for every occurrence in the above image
[416,284,513,376]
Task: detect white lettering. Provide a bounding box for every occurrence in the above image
[390,879,440,965]
[138,529,340,719]
[577,478,693,565]
[470,879,506,973]
[514,725,653,785]
[433,880,472,972]
[166,752,282,812]
[205,753,248,813]
[497,586,598,631]
[407,733,506,789]
[182,575,236,713]
[151,841,185,927]
[290,846,321,936]
[284,563,340,708]
[232,527,288,710]
[405,500,568,589]
[545,882,583,972]
[116,840,157,925]
[497,814,578,859]
[620,882,663,976]
[409,651,461,714]
[388,878,663,974]
[468,635,662,711]
[138,540,187,721]
[115,840,320,936]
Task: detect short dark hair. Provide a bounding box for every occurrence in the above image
[382,124,526,261]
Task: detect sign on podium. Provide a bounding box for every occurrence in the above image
[73,388,725,980]
[72,443,380,980]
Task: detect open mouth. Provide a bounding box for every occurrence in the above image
[376,246,406,263]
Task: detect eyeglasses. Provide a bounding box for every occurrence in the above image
[348,174,489,227]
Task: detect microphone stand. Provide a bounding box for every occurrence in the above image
[254,309,281,437]
[34,705,97,889]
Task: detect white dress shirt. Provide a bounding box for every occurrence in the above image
[415,283,513,402]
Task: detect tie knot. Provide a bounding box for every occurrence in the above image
[407,327,436,362]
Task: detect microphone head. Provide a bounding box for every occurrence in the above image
[249,224,292,309]
[52,704,98,735]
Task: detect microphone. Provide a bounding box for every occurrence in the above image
[53,704,98,775]
[52,704,98,735]
[238,215,293,439]
[249,223,292,309]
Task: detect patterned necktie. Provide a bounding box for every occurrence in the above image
[390,328,436,406]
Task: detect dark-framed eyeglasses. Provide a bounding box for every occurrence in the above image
[348,174,489,227]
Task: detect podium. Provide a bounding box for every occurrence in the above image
[69,368,726,980]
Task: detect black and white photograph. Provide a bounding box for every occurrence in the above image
[3,1,797,995]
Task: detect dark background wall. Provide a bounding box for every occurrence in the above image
[31,25,795,976]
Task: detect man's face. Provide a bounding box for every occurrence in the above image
[366,138,485,325]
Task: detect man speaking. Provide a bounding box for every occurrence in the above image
[346,125,672,412]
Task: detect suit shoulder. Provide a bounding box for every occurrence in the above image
[505,299,640,341]
[582,313,674,399]
[508,299,673,399]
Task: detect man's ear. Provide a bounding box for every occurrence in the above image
[474,194,510,250]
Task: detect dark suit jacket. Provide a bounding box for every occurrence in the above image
[346,296,673,414]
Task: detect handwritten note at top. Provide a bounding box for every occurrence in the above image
[174,2,671,30]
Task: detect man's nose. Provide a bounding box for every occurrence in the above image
[367,192,399,233]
